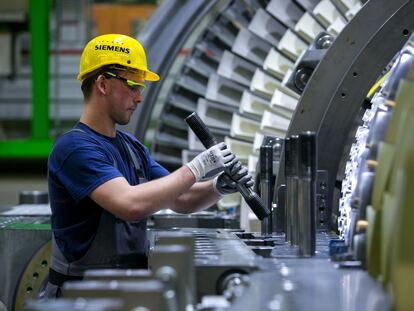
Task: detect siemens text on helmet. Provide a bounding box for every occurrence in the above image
[94,45,130,54]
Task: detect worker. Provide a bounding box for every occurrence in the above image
[41,34,253,298]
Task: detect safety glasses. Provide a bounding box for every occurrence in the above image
[104,71,146,93]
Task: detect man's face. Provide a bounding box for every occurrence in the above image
[106,70,145,125]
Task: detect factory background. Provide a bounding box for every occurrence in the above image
[0,0,158,206]
[0,0,413,310]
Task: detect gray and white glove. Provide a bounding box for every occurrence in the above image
[213,160,254,195]
[186,142,236,182]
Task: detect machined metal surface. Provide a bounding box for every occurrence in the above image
[227,259,391,311]
[175,229,259,298]
[152,229,390,310]
[149,244,194,310]
[23,298,125,311]
[83,269,152,282]
[63,280,170,311]
[149,212,239,229]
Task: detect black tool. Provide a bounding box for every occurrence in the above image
[185,112,270,220]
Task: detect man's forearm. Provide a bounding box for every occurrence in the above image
[91,165,197,221]
[171,180,222,214]
[129,165,197,216]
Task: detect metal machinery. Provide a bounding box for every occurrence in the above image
[1,0,414,310]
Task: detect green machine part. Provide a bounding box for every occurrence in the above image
[0,0,52,158]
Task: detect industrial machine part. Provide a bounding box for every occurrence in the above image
[338,48,414,247]
[154,231,195,254]
[278,0,414,231]
[80,228,257,310]
[163,229,390,310]
[17,226,391,310]
[153,231,196,305]
[23,298,125,311]
[284,135,299,244]
[149,244,194,311]
[217,272,250,302]
[83,267,179,311]
[225,259,391,311]
[18,191,48,205]
[259,144,273,236]
[285,31,335,94]
[337,42,414,309]
[297,132,317,257]
[269,136,284,234]
[154,266,179,306]
[0,215,51,311]
[13,241,51,311]
[63,280,171,311]
[183,229,258,299]
[83,269,153,282]
[185,111,270,220]
[149,210,239,229]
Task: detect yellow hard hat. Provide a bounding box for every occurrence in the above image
[77,34,160,82]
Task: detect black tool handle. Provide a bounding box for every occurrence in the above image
[185,112,218,147]
[185,112,270,220]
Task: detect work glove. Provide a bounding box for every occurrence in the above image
[186,142,236,182]
[213,160,254,195]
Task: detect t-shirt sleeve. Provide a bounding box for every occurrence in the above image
[148,156,170,179]
[55,145,123,202]
[144,147,169,180]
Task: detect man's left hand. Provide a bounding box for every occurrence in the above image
[213,160,254,195]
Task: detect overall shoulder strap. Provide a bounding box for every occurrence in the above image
[123,139,147,184]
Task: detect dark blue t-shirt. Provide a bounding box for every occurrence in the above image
[48,122,169,262]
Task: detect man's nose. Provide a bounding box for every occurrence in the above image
[134,92,142,103]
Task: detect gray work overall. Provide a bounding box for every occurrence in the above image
[41,131,148,298]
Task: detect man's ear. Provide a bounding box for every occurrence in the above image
[95,74,108,95]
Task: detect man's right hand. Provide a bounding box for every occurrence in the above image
[186,142,235,182]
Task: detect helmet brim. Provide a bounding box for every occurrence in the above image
[77,66,160,83]
[145,70,160,82]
